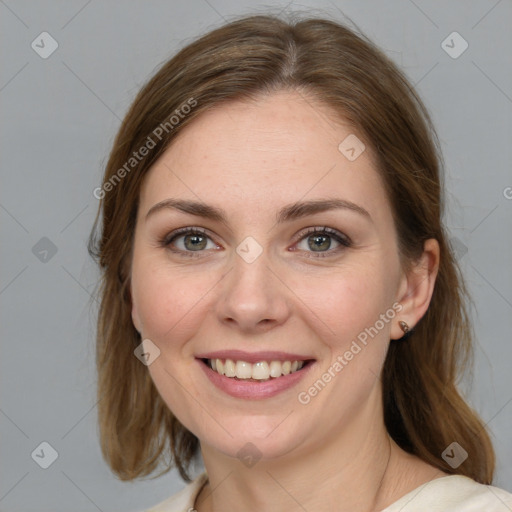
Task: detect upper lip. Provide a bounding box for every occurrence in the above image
[195,350,315,364]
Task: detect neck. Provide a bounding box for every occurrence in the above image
[195,395,405,512]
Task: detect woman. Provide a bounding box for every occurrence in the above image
[88,14,512,512]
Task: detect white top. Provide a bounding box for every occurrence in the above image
[145,471,512,511]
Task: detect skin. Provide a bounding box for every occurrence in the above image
[130,90,445,512]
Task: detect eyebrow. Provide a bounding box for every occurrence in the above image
[145,197,372,224]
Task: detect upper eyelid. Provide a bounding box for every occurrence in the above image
[164,227,216,245]
[300,226,350,241]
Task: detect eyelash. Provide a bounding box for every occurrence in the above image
[160,226,352,259]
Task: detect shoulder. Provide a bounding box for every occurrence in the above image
[144,472,208,512]
[382,474,512,512]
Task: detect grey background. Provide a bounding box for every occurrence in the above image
[1,0,511,510]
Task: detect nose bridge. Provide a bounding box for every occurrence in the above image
[216,237,289,331]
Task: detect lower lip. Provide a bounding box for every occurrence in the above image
[197,359,314,400]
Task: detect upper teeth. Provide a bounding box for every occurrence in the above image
[209,359,305,380]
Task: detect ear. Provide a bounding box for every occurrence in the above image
[390,238,440,340]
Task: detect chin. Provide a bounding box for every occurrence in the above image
[200,417,307,463]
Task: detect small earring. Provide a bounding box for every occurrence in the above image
[398,320,410,334]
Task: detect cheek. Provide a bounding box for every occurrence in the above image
[131,262,214,433]
[284,276,394,444]
[132,258,216,349]
[293,261,396,353]
[294,265,396,414]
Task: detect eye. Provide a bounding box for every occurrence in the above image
[162,227,220,255]
[161,226,351,259]
[293,227,351,257]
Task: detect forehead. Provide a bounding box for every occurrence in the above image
[138,91,390,223]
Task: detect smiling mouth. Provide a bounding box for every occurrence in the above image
[201,358,314,381]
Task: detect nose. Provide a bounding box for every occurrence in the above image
[215,250,291,334]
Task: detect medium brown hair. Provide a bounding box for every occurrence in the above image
[88,13,495,483]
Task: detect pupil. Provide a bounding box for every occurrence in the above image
[309,234,330,251]
[185,234,206,251]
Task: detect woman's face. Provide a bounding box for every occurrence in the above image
[130,90,410,463]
